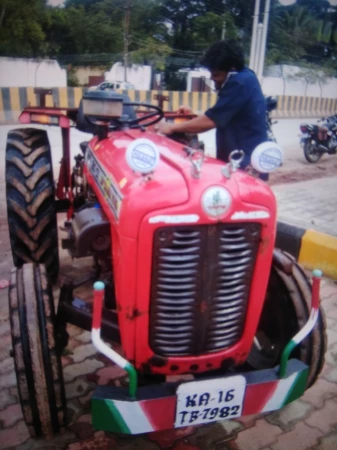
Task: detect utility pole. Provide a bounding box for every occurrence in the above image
[123,0,131,82]
[249,0,261,71]
[221,14,226,40]
[257,0,271,80]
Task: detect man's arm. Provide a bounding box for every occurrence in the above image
[157,114,216,135]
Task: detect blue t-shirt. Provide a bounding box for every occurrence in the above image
[205,68,267,168]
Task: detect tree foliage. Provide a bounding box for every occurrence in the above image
[0,0,49,56]
[0,0,336,81]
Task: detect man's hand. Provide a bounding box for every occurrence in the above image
[157,114,216,135]
[157,121,175,135]
[177,105,194,115]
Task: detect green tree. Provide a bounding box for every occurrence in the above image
[0,0,49,56]
[50,3,124,58]
[130,37,172,71]
[268,5,318,64]
[287,62,334,97]
[189,11,238,52]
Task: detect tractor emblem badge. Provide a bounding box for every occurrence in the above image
[201,186,232,218]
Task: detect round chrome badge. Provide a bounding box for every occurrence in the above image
[126,138,160,174]
[201,186,232,218]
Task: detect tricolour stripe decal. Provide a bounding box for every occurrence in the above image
[261,372,298,412]
[283,369,308,406]
[242,380,279,416]
[92,398,131,434]
[112,400,155,433]
[139,397,177,431]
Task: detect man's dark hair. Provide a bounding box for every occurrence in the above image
[200,40,245,72]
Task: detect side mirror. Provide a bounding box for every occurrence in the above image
[251,142,283,173]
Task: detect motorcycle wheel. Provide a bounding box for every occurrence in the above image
[303,139,322,163]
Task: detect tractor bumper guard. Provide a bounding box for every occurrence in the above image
[90,270,322,435]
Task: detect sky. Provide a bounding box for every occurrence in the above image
[47,0,64,6]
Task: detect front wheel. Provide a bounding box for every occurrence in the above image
[303,139,322,163]
[9,264,67,437]
[247,251,326,389]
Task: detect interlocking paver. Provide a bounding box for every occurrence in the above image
[0,358,14,376]
[305,399,337,434]
[95,365,128,385]
[272,177,337,237]
[0,371,16,390]
[69,414,95,441]
[65,378,96,400]
[0,403,22,428]
[0,420,30,450]
[270,422,322,450]
[325,341,337,366]
[69,343,98,363]
[326,328,337,348]
[322,366,337,383]
[189,422,239,450]
[229,419,282,450]
[14,431,77,450]
[0,389,16,410]
[74,330,92,344]
[63,358,104,383]
[147,426,197,448]
[266,399,313,431]
[232,414,257,429]
[0,335,11,362]
[315,430,337,450]
[302,377,337,409]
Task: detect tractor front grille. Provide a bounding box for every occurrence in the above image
[149,223,261,356]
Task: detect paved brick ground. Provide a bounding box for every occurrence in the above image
[272,176,337,237]
[0,273,336,450]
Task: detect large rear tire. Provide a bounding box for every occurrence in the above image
[5,128,59,280]
[9,264,67,437]
[303,139,322,163]
[247,251,326,389]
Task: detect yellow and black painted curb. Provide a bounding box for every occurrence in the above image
[276,222,337,279]
[0,87,217,123]
[0,87,336,123]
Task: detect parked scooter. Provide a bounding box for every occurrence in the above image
[265,96,278,142]
[300,115,337,163]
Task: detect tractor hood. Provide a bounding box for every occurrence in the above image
[84,129,276,239]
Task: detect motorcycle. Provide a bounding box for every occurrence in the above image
[265,96,278,142]
[300,115,337,163]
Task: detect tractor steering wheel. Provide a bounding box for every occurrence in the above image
[123,102,164,128]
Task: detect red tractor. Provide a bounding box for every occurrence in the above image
[5,90,326,438]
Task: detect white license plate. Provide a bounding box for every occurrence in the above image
[175,375,246,427]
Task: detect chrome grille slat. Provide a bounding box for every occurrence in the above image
[160,247,200,254]
[150,224,261,356]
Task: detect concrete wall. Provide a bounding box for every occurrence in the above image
[186,69,213,92]
[261,77,337,98]
[1,87,336,123]
[0,58,67,88]
[185,64,337,99]
[74,66,105,86]
[105,63,152,90]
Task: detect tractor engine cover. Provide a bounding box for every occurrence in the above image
[63,206,111,258]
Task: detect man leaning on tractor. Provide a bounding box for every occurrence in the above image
[158,39,268,179]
